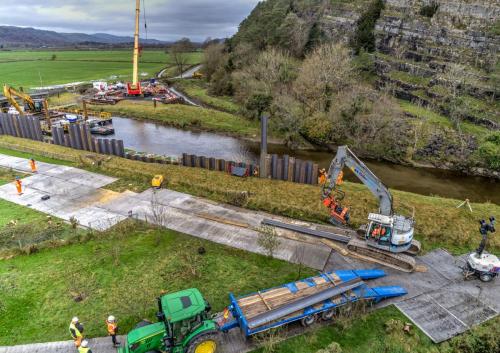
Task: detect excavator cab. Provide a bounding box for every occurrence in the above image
[365,213,414,253]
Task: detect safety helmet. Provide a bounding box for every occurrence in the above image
[15,176,20,180]
[107,315,115,322]
[81,340,89,348]
[71,317,79,323]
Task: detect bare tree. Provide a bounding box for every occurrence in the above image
[257,225,281,258]
[202,42,226,81]
[293,43,354,114]
[169,38,195,77]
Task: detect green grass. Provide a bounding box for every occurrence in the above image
[174,79,242,114]
[0,223,314,345]
[100,100,260,137]
[250,305,500,353]
[388,71,431,86]
[0,136,498,255]
[0,50,203,88]
[398,100,490,137]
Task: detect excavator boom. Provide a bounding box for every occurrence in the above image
[323,146,393,216]
[3,85,36,114]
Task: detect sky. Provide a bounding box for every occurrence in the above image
[0,0,260,42]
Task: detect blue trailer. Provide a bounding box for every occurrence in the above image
[219,269,406,336]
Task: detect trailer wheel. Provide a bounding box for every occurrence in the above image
[479,273,493,282]
[300,315,316,327]
[187,330,221,353]
[321,309,335,321]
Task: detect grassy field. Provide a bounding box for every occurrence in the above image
[0,221,314,345]
[173,79,242,114]
[0,136,498,255]
[99,99,260,137]
[0,50,203,88]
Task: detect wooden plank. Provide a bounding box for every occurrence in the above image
[258,291,272,311]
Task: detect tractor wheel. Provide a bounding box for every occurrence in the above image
[321,309,336,321]
[300,315,317,327]
[186,330,221,353]
[479,273,493,282]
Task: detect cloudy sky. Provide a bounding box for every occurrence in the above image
[0,0,260,41]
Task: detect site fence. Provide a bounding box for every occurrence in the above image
[180,153,319,185]
[0,112,125,158]
[51,124,125,157]
[0,113,44,141]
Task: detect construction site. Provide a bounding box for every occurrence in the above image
[0,1,499,353]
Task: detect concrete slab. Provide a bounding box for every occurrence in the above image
[396,294,468,343]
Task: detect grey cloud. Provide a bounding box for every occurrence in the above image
[0,0,259,41]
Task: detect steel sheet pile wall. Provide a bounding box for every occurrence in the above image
[181,153,318,185]
[0,113,43,141]
[51,124,125,157]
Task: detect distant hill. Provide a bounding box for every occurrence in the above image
[0,26,167,47]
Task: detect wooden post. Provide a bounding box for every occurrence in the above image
[259,114,269,178]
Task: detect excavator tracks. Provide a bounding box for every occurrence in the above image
[406,239,421,256]
[347,238,416,273]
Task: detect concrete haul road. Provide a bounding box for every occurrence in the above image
[0,153,498,352]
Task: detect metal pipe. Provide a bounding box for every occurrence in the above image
[246,278,363,329]
[261,219,352,243]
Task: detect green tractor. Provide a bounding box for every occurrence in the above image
[119,288,222,353]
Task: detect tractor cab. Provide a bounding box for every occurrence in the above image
[158,288,220,353]
[365,213,414,253]
[119,288,220,353]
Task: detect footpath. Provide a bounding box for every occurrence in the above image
[0,154,498,351]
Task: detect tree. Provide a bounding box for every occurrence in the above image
[293,43,354,114]
[202,42,226,81]
[257,225,281,257]
[169,38,194,77]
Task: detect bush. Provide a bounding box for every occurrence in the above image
[420,2,439,18]
[316,342,342,353]
[479,132,500,171]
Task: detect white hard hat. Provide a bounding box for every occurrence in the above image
[71,317,79,323]
[108,315,115,322]
[81,340,89,348]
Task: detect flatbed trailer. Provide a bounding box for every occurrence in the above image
[220,269,406,336]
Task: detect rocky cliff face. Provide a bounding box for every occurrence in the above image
[374,0,499,128]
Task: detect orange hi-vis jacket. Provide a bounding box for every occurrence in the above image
[30,159,37,172]
[106,320,117,335]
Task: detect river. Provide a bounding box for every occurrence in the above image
[105,117,499,204]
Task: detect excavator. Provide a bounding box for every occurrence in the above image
[322,146,421,272]
[3,85,51,127]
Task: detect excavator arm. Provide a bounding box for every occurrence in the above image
[3,85,36,114]
[322,146,393,216]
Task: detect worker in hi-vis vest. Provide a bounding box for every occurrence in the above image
[106,315,120,347]
[69,317,84,347]
[29,158,37,173]
[78,340,93,353]
[14,177,22,195]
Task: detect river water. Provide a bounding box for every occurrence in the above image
[105,117,499,204]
